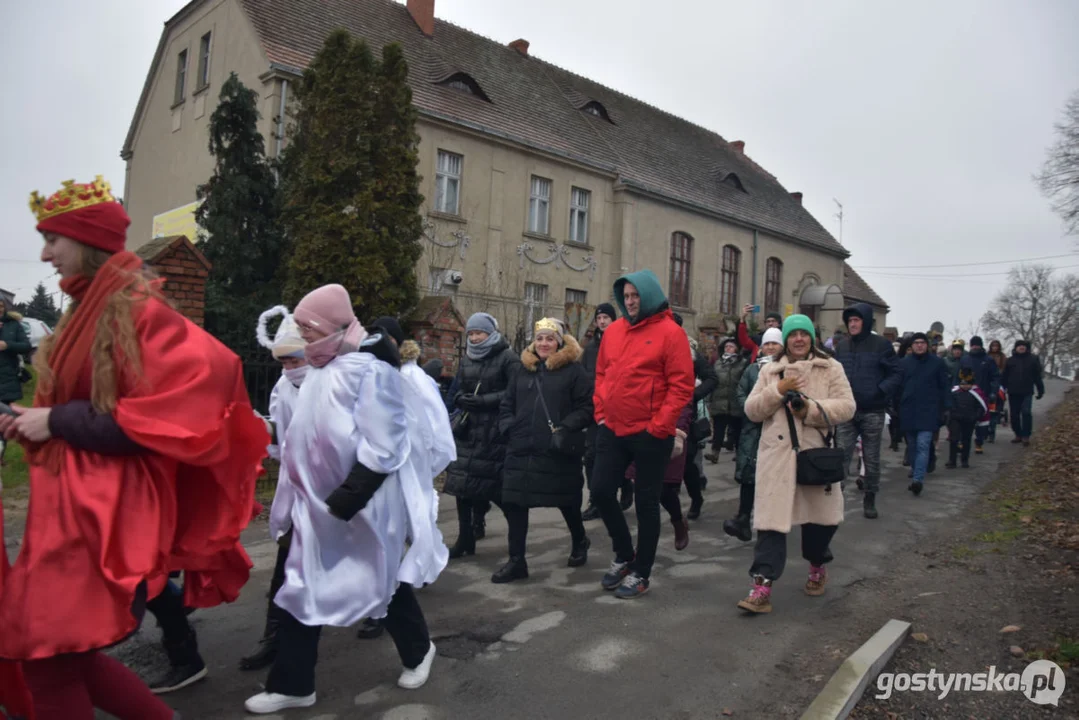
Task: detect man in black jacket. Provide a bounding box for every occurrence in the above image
[677,315,717,519]
[833,303,901,519]
[582,304,626,520]
[1001,340,1044,446]
[965,336,1000,453]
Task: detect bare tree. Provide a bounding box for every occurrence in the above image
[1035,90,1079,237]
[980,264,1079,375]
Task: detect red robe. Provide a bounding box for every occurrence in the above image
[0,497,34,719]
[0,298,268,661]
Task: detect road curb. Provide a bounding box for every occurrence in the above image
[800,618,911,720]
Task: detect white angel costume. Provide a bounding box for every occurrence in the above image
[275,342,419,627]
[396,341,455,587]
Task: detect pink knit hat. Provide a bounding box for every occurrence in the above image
[295,284,366,368]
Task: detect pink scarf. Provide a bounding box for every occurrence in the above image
[304,319,366,368]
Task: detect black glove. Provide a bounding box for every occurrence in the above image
[1036,393,1044,400]
[458,394,482,411]
[326,462,389,522]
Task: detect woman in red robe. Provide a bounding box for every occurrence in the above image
[0,177,268,719]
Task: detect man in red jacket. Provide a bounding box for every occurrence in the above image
[592,269,695,599]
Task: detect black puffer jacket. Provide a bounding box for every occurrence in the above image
[1002,341,1045,397]
[0,312,31,403]
[444,338,521,501]
[500,336,593,508]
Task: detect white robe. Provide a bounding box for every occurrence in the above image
[267,375,301,541]
[396,361,455,587]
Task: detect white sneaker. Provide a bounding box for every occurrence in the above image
[397,642,436,689]
[244,691,316,714]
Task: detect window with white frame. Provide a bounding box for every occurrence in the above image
[524,282,548,338]
[174,49,188,104]
[197,32,212,89]
[569,187,590,244]
[528,176,552,235]
[435,150,462,215]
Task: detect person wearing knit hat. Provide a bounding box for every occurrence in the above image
[964,335,1000,453]
[735,313,856,614]
[0,177,268,716]
[248,284,439,713]
[946,361,990,469]
[1001,339,1044,446]
[896,331,950,496]
[241,306,310,672]
[582,303,629,520]
[493,317,592,582]
[705,337,748,464]
[723,326,785,543]
[443,312,522,557]
[372,316,406,347]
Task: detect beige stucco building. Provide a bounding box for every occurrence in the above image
[123,0,885,348]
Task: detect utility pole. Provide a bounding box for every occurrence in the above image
[833,199,844,244]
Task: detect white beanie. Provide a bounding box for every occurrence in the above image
[761,328,783,346]
[257,305,306,360]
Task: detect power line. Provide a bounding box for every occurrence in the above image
[853,253,1076,270]
[857,263,1079,279]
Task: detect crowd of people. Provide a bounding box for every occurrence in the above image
[0,175,1050,718]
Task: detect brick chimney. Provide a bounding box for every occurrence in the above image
[729,140,745,154]
[509,38,530,56]
[790,191,803,204]
[407,0,434,37]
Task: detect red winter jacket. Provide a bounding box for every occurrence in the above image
[594,309,695,439]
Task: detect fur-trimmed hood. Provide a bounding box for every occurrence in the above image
[400,339,422,364]
[521,334,582,372]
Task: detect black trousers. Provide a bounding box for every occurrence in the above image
[455,497,500,544]
[659,484,682,522]
[749,524,837,582]
[711,415,743,450]
[146,582,191,647]
[590,426,674,579]
[948,419,975,464]
[682,440,704,504]
[266,583,431,697]
[736,483,754,518]
[504,500,586,558]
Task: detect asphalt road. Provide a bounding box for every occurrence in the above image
[99,379,1070,719]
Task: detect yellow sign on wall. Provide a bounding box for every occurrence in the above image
[784,303,794,317]
[152,201,203,242]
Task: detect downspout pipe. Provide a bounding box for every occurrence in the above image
[751,229,759,305]
[275,79,289,159]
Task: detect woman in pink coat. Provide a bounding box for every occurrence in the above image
[736,315,855,614]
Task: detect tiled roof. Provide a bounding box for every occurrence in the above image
[843,262,889,309]
[237,0,847,256]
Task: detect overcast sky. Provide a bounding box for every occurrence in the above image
[2,0,1076,334]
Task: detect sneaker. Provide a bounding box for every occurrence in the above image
[863,492,878,520]
[909,481,923,496]
[568,536,590,567]
[737,576,772,614]
[148,660,207,695]
[945,462,957,469]
[705,452,719,464]
[614,572,650,599]
[805,564,827,596]
[245,692,317,714]
[581,503,600,521]
[601,559,632,590]
[398,642,436,690]
[975,445,984,454]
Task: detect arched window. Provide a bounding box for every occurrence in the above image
[581,100,613,123]
[721,172,746,192]
[437,73,492,102]
[720,245,741,315]
[669,232,693,308]
[765,257,783,315]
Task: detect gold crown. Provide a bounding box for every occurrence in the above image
[534,318,563,336]
[29,176,117,223]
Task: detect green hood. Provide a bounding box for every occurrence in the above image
[614,269,668,325]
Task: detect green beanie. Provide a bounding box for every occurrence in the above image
[782,314,817,345]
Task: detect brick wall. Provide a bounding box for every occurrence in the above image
[136,236,210,327]
[407,296,465,378]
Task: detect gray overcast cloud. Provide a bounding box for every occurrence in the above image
[2,0,1076,333]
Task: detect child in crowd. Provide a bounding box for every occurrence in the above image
[946,365,990,469]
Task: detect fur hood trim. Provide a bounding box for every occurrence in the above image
[400,339,422,363]
[521,334,582,372]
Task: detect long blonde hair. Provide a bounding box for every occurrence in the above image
[33,246,162,413]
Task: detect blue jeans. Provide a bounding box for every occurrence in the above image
[1009,393,1033,438]
[906,431,933,483]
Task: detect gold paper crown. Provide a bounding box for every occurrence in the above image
[534,318,563,336]
[29,176,117,223]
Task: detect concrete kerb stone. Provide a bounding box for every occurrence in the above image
[800,618,911,720]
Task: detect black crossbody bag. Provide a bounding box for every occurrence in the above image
[535,373,587,458]
[780,374,845,491]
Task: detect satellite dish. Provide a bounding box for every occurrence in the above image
[930,321,944,334]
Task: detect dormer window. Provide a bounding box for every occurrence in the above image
[437,72,491,102]
[581,100,613,123]
[722,172,746,192]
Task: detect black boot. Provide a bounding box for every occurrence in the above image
[568,536,591,567]
[472,514,487,541]
[620,481,634,511]
[581,500,600,521]
[863,492,878,520]
[687,497,703,520]
[149,628,208,694]
[448,537,476,559]
[491,556,529,583]
[723,514,752,542]
[239,605,282,671]
[356,617,385,639]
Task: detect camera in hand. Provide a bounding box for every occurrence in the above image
[785,391,805,412]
